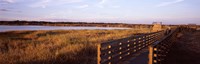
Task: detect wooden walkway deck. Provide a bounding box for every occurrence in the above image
[121,48,149,64]
[163,30,200,64]
[97,27,197,64]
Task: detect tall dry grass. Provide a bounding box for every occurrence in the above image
[0,29,150,64]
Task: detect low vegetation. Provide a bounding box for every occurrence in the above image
[0,29,150,64]
[0,21,153,28]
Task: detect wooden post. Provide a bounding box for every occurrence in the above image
[149,46,154,64]
[97,44,101,64]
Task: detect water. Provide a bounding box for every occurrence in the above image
[0,25,131,32]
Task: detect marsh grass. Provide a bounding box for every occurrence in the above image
[0,29,150,64]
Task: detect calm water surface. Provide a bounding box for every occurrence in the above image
[0,25,131,32]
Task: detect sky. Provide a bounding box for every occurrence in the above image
[0,0,200,24]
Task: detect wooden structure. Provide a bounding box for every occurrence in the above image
[148,27,197,64]
[152,22,162,32]
[97,30,165,64]
[188,24,197,30]
[148,28,178,64]
[97,25,197,64]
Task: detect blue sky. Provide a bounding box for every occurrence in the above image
[0,0,200,24]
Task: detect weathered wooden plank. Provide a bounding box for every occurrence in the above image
[98,30,166,64]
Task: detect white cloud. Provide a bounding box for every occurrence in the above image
[30,0,50,8]
[77,4,89,8]
[97,5,104,8]
[111,5,120,8]
[97,0,109,8]
[0,0,15,4]
[30,0,82,8]
[3,0,15,3]
[99,0,108,4]
[156,0,184,7]
[96,0,120,8]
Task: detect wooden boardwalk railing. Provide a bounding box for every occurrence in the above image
[97,25,198,64]
[97,30,165,64]
[148,27,197,64]
[148,28,178,64]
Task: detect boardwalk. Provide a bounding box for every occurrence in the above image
[121,48,149,64]
[163,30,200,64]
[97,27,198,64]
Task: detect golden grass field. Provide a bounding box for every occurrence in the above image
[0,29,151,64]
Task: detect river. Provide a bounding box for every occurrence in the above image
[0,25,131,32]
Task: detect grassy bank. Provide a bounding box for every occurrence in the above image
[0,29,150,64]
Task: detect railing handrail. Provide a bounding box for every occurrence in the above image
[151,28,176,46]
[101,31,164,46]
[97,30,166,64]
[97,26,197,64]
[148,27,196,64]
